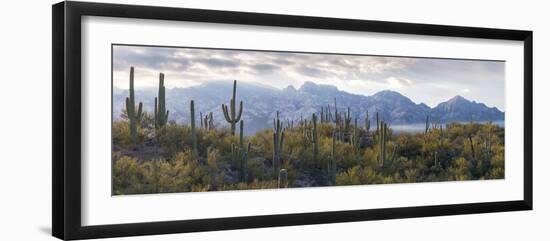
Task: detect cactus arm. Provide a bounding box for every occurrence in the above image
[136,102,143,123]
[222,104,231,122]
[235,100,243,122]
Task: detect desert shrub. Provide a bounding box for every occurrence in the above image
[112,121,132,148]
[113,156,143,195]
[112,120,506,194]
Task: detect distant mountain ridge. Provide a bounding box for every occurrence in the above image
[113,81,504,135]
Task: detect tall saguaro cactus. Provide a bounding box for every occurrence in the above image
[350,118,360,152]
[331,98,340,125]
[125,67,143,143]
[222,80,243,135]
[272,111,285,173]
[365,111,371,133]
[231,135,250,183]
[344,107,352,132]
[328,132,337,185]
[378,121,388,167]
[190,100,198,155]
[377,121,398,168]
[203,112,214,131]
[305,113,319,166]
[154,73,169,128]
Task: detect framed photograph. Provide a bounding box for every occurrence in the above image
[52,1,533,240]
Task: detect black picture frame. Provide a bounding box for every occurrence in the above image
[52,1,533,240]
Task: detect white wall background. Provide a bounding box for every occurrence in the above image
[0,0,547,240]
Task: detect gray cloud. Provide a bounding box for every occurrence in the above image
[250,63,280,74]
[112,45,505,110]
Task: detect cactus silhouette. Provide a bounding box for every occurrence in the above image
[365,111,371,133]
[376,121,398,168]
[190,100,198,155]
[326,104,333,123]
[305,113,319,166]
[239,119,245,148]
[202,112,214,131]
[221,80,243,135]
[331,98,341,125]
[208,112,214,130]
[378,121,388,167]
[231,128,250,183]
[350,118,360,152]
[328,132,337,185]
[278,169,288,188]
[343,107,352,132]
[125,67,143,143]
[272,111,285,174]
[154,73,169,128]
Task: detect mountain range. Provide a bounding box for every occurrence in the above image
[113,81,504,135]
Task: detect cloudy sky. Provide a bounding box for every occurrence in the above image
[113,45,505,110]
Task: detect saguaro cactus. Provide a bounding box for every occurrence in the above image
[239,120,245,148]
[202,112,214,131]
[328,132,337,185]
[305,113,319,166]
[154,73,169,128]
[208,112,214,130]
[365,111,370,133]
[278,169,288,188]
[221,80,243,135]
[125,67,143,143]
[331,98,340,125]
[326,104,332,123]
[343,107,352,132]
[190,100,198,155]
[377,121,398,168]
[231,140,250,182]
[378,121,388,167]
[272,111,285,173]
[350,118,360,152]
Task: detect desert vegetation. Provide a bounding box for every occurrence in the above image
[112,67,504,195]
